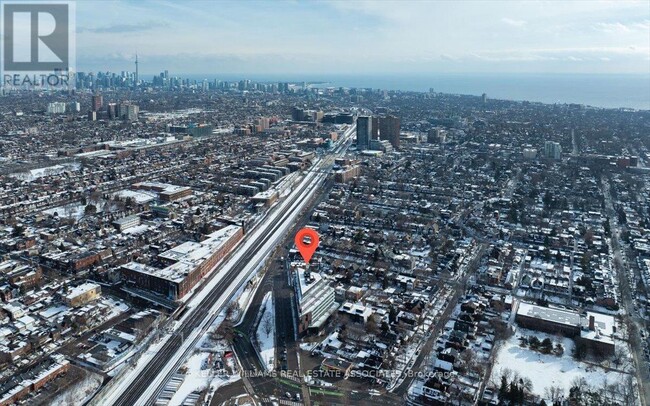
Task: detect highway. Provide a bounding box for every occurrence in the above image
[90,128,355,406]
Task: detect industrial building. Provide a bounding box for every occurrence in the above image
[515,301,615,356]
[121,225,243,300]
[132,182,192,202]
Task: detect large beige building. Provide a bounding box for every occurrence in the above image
[64,282,101,307]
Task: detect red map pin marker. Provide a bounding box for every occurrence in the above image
[295,228,319,264]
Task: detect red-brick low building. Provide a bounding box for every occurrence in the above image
[121,225,243,300]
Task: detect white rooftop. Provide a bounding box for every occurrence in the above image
[517,302,581,327]
[123,225,241,283]
[66,282,100,300]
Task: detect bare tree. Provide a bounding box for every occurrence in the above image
[499,367,513,383]
[215,319,235,344]
[521,377,533,395]
[365,314,379,336]
[225,300,240,321]
[263,313,273,337]
[618,373,637,405]
[570,377,588,394]
[544,385,564,403]
[458,349,475,374]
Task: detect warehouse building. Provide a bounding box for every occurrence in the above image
[121,225,243,300]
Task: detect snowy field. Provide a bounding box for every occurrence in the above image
[255,292,276,372]
[50,370,103,405]
[492,326,631,400]
[10,162,80,181]
[42,201,108,220]
[165,352,240,406]
[43,202,90,219]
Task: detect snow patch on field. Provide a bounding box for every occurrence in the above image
[50,371,103,405]
[11,162,80,181]
[166,352,239,406]
[230,273,262,325]
[255,292,276,371]
[492,327,630,400]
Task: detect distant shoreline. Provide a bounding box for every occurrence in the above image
[174,73,650,111]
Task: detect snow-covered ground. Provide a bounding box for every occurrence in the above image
[43,201,108,220]
[230,270,263,325]
[299,342,318,352]
[104,297,130,319]
[165,352,240,406]
[10,162,80,181]
[49,370,103,405]
[159,312,238,406]
[255,292,276,372]
[492,326,631,401]
[42,202,88,219]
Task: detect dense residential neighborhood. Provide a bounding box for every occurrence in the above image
[0,72,649,406]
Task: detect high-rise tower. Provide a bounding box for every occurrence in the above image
[356,116,372,151]
[134,53,139,89]
[379,115,401,149]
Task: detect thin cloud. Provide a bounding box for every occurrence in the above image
[501,17,526,28]
[73,0,650,74]
[439,54,459,61]
[593,20,650,34]
[79,20,170,34]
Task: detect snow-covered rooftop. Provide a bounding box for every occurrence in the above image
[122,225,242,283]
[517,302,581,327]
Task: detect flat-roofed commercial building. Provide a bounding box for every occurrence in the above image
[132,182,192,202]
[121,225,243,300]
[112,215,141,232]
[515,301,616,356]
[339,301,372,324]
[64,282,101,307]
[515,301,581,336]
[580,312,616,356]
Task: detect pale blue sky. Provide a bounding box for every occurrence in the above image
[75,0,650,75]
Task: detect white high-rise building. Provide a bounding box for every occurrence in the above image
[46,102,66,114]
[293,267,337,336]
[126,104,139,121]
[544,141,562,160]
[523,148,537,159]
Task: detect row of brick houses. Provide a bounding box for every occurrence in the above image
[0,355,69,406]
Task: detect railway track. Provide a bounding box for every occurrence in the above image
[109,164,329,406]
